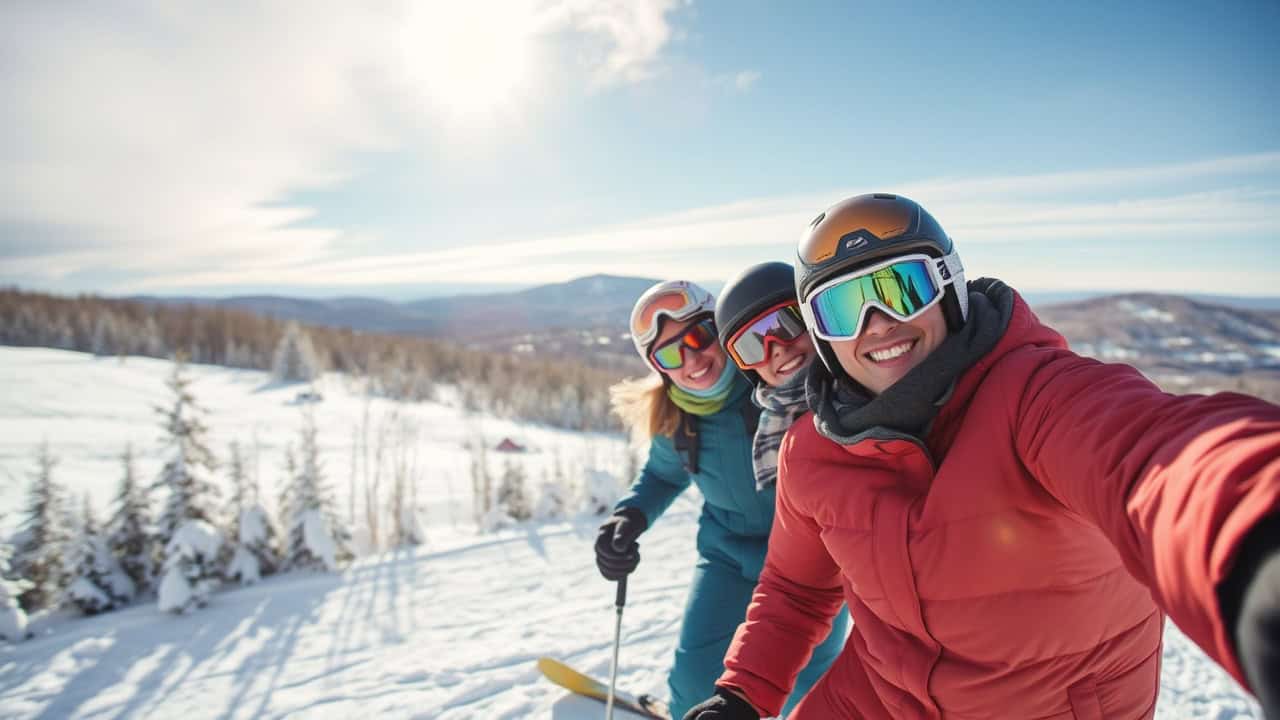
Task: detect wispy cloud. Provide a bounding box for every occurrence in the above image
[3,2,1277,297]
[0,0,686,281]
[733,71,761,92]
[116,152,1280,295]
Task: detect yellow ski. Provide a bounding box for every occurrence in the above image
[536,657,670,719]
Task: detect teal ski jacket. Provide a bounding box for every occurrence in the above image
[614,376,775,580]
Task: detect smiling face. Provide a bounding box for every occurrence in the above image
[828,303,948,395]
[754,333,816,387]
[652,316,727,391]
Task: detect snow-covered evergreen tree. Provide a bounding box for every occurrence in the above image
[108,444,152,596]
[280,412,350,571]
[582,468,623,516]
[223,440,280,584]
[226,504,280,585]
[226,440,249,539]
[153,356,221,548]
[271,321,322,383]
[495,459,531,522]
[65,496,134,614]
[13,443,71,611]
[533,468,570,521]
[469,435,492,524]
[0,523,33,641]
[157,519,223,613]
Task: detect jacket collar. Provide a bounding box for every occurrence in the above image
[806,278,1024,448]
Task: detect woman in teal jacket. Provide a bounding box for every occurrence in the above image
[595,280,847,719]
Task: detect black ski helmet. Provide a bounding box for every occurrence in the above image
[715,261,799,387]
[795,193,968,378]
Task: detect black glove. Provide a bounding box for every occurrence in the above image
[682,687,760,720]
[594,507,647,581]
[1219,511,1280,718]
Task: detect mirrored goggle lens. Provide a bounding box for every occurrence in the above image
[729,304,807,368]
[650,319,716,370]
[810,258,940,339]
[635,290,695,340]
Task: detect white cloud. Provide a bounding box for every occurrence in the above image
[3,1,1277,300]
[116,152,1280,295]
[0,0,685,280]
[552,0,687,87]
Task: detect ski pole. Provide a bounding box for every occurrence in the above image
[605,575,627,720]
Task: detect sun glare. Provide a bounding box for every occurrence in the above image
[398,2,542,128]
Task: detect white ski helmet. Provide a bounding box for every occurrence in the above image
[629,280,716,371]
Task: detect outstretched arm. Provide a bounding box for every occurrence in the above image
[1013,349,1280,694]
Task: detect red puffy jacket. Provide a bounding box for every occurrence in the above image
[719,292,1280,719]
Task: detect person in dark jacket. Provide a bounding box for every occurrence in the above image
[685,193,1280,719]
[596,279,845,719]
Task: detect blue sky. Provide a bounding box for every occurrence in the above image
[2,1,1278,299]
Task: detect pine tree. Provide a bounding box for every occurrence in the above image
[157,519,223,613]
[282,412,350,570]
[13,443,71,611]
[271,321,321,383]
[226,440,249,540]
[469,434,492,525]
[153,356,221,547]
[108,444,152,596]
[227,503,281,585]
[496,459,531,522]
[65,495,134,614]
[225,439,281,584]
[0,520,33,641]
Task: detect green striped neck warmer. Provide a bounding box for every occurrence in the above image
[667,364,747,416]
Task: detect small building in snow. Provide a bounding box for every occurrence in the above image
[495,437,526,453]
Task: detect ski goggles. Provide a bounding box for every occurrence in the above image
[649,317,718,371]
[801,252,961,341]
[725,301,809,369]
[632,286,710,350]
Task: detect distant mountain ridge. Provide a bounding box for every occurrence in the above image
[128,274,660,340]
[1034,292,1280,401]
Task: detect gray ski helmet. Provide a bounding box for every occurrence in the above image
[715,261,800,387]
[795,193,967,378]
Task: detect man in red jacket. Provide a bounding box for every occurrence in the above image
[684,193,1280,719]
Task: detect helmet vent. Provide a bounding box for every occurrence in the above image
[809,212,825,228]
[873,193,897,200]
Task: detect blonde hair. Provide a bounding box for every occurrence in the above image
[610,373,681,443]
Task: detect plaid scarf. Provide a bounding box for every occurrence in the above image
[751,368,810,491]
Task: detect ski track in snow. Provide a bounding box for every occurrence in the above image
[0,348,1265,718]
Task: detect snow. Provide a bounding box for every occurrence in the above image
[239,506,270,546]
[226,546,261,585]
[158,520,224,613]
[1119,299,1176,323]
[166,520,223,561]
[0,602,25,641]
[66,578,109,611]
[0,347,1265,718]
[301,510,338,571]
[155,563,196,614]
[0,347,630,540]
[0,504,1263,718]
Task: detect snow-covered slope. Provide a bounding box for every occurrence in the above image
[0,502,1263,719]
[0,347,1265,718]
[0,347,629,538]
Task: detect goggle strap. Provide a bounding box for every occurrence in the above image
[936,251,963,286]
